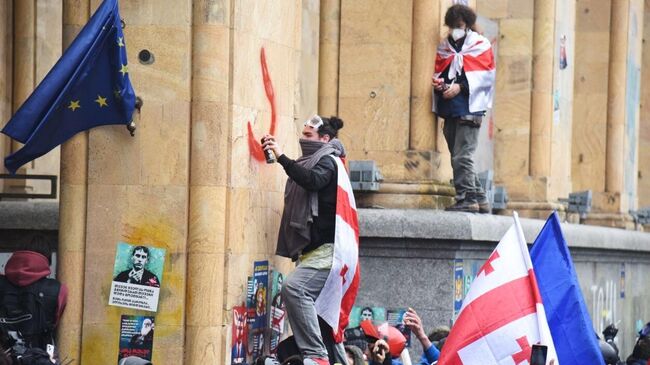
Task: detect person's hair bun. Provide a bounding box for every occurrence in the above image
[329,116,344,131]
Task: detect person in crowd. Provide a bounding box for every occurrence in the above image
[263,115,349,365]
[432,4,495,213]
[627,337,650,365]
[345,345,365,365]
[0,235,68,355]
[360,320,406,365]
[404,308,441,365]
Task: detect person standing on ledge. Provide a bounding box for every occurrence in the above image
[432,4,496,213]
[262,115,358,365]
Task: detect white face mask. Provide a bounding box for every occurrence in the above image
[451,28,466,41]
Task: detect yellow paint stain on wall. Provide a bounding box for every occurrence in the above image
[122,220,176,251]
[73,219,188,363]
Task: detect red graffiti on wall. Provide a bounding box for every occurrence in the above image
[247,48,277,161]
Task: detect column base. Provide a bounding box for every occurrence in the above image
[581,212,640,230]
[498,201,566,220]
[355,181,455,209]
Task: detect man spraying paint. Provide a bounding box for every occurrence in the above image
[262,115,360,365]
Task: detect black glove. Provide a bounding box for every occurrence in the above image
[603,324,618,341]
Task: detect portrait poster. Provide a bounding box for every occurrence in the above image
[269,270,286,355]
[251,260,269,330]
[347,306,386,328]
[387,309,412,347]
[118,315,155,363]
[231,306,249,365]
[109,242,166,312]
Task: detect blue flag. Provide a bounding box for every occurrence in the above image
[2,0,135,173]
[530,212,603,365]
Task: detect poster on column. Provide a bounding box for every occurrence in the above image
[232,306,249,365]
[250,261,269,359]
[251,261,269,330]
[269,270,286,355]
[109,242,166,312]
[117,315,155,363]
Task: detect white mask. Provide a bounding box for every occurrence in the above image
[451,28,466,41]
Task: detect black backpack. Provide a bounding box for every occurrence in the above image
[0,276,60,356]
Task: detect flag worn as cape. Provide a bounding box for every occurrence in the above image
[432,29,495,114]
[2,0,135,173]
[314,156,360,343]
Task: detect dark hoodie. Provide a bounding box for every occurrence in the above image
[3,251,68,324]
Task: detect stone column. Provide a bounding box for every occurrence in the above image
[529,0,556,178]
[409,0,438,153]
[184,0,231,363]
[0,0,12,178]
[318,0,340,116]
[10,0,34,175]
[605,0,628,198]
[56,1,89,363]
[639,0,650,208]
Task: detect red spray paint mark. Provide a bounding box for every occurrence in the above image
[247,47,277,161]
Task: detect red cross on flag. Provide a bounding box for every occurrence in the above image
[438,213,558,365]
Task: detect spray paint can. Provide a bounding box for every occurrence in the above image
[261,137,276,164]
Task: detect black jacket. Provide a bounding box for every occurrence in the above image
[114,269,160,287]
[278,154,337,255]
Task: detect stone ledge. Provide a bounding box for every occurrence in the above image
[359,208,650,252]
[0,201,59,230]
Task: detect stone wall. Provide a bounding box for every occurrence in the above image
[56,0,318,363]
[358,209,650,360]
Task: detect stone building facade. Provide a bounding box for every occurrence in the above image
[0,0,649,364]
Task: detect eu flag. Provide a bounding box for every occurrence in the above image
[1,0,135,174]
[530,212,603,365]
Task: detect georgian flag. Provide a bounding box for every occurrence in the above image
[438,213,558,365]
[432,29,495,114]
[314,156,360,343]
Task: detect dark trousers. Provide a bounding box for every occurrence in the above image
[442,118,486,201]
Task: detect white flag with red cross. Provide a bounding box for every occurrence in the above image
[314,156,360,343]
[438,213,558,365]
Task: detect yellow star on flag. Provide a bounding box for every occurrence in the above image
[95,95,108,107]
[67,100,81,111]
[113,88,122,99]
[117,37,124,47]
[119,64,128,77]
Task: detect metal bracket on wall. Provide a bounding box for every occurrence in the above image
[0,174,58,200]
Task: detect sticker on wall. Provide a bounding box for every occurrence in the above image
[232,306,249,365]
[118,315,155,363]
[109,242,166,312]
[620,263,626,299]
[559,35,568,70]
[452,0,469,5]
[453,259,464,319]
